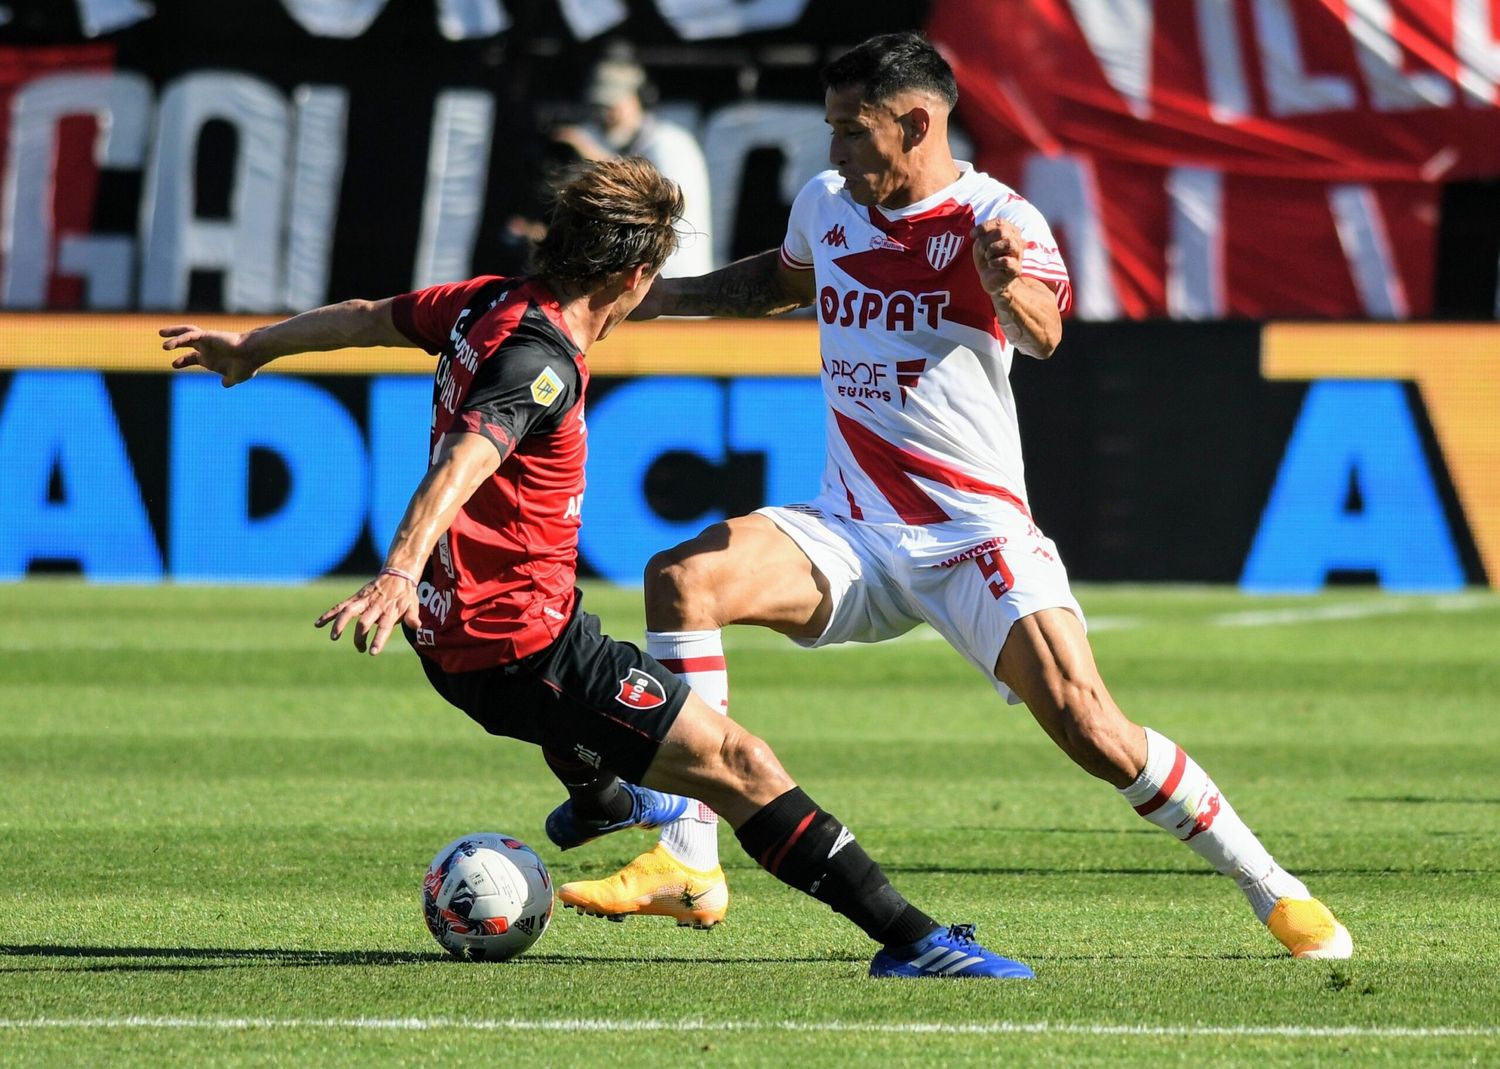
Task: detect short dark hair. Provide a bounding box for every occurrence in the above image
[532,157,683,289]
[822,31,958,109]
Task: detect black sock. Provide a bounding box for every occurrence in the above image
[735,787,938,948]
[542,750,631,823]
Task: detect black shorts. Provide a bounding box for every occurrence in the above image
[408,597,690,784]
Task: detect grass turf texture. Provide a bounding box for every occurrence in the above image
[0,581,1496,1068]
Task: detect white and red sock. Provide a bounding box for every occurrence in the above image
[1120,727,1308,922]
[649,629,728,872]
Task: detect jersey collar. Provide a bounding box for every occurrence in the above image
[869,161,978,223]
[523,277,583,354]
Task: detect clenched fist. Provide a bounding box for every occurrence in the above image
[971,219,1028,298]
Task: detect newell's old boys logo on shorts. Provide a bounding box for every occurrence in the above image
[615,668,667,710]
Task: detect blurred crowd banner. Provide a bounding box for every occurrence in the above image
[2,1,1498,319]
[928,0,1500,319]
[0,0,921,314]
[0,318,1495,591]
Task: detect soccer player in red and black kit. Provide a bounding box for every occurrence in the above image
[161,157,1028,978]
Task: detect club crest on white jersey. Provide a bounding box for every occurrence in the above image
[926,231,965,271]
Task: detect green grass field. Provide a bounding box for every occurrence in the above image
[1,581,1497,1067]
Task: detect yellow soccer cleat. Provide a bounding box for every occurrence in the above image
[1266,898,1354,959]
[559,844,729,929]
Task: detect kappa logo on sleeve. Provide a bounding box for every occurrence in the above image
[530,366,564,407]
[614,668,667,710]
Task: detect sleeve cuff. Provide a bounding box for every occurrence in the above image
[389,292,442,355]
[779,246,814,271]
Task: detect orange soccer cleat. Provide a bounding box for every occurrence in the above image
[1266,898,1354,959]
[559,844,729,929]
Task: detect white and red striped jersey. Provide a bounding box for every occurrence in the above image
[780,164,1070,537]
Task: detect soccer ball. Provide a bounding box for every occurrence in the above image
[422,833,553,961]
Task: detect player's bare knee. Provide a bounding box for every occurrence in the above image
[644,549,719,629]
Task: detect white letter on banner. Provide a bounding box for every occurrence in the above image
[1455,0,1500,104]
[1065,0,1154,120]
[1253,0,1357,115]
[701,102,826,270]
[278,0,388,37]
[282,85,348,310]
[413,90,494,289]
[1165,166,1226,319]
[436,0,510,40]
[655,0,810,41]
[1346,0,1454,110]
[558,0,626,39]
[73,0,153,37]
[1,72,151,309]
[1195,0,1252,121]
[140,73,289,311]
[1328,184,1409,318]
[1021,154,1120,321]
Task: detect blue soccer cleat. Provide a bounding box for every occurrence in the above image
[869,923,1035,979]
[545,783,691,851]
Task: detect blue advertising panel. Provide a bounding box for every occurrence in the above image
[0,320,1492,590]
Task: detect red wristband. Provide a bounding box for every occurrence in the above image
[379,566,418,586]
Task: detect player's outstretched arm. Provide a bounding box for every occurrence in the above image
[161,297,410,386]
[315,431,506,656]
[630,249,815,320]
[971,220,1062,359]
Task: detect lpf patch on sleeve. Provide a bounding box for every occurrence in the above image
[530,367,564,407]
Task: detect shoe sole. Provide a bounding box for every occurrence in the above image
[562,900,724,930]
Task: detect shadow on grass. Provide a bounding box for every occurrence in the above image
[875,863,1498,877]
[1350,796,1500,805]
[880,865,1216,877]
[0,944,863,973]
[0,945,445,972]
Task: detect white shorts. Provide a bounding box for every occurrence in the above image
[757,503,1085,704]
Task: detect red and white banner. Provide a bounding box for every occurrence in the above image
[928,0,1500,318]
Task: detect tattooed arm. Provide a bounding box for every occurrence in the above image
[634,249,816,320]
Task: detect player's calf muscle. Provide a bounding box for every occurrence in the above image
[714,724,792,802]
[1058,707,1142,786]
[646,709,791,823]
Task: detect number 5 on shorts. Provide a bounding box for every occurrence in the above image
[974,550,1014,600]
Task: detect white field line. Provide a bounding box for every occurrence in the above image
[721,616,1143,654]
[1209,593,1495,629]
[0,1017,1495,1039]
[725,594,1496,652]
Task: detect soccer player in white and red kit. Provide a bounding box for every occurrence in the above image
[553,33,1352,961]
[162,157,1032,979]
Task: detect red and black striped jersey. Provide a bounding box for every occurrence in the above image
[391,275,588,671]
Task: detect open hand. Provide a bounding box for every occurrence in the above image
[314,573,422,656]
[161,325,263,387]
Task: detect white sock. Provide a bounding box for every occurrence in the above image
[648,630,728,871]
[1119,727,1309,922]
